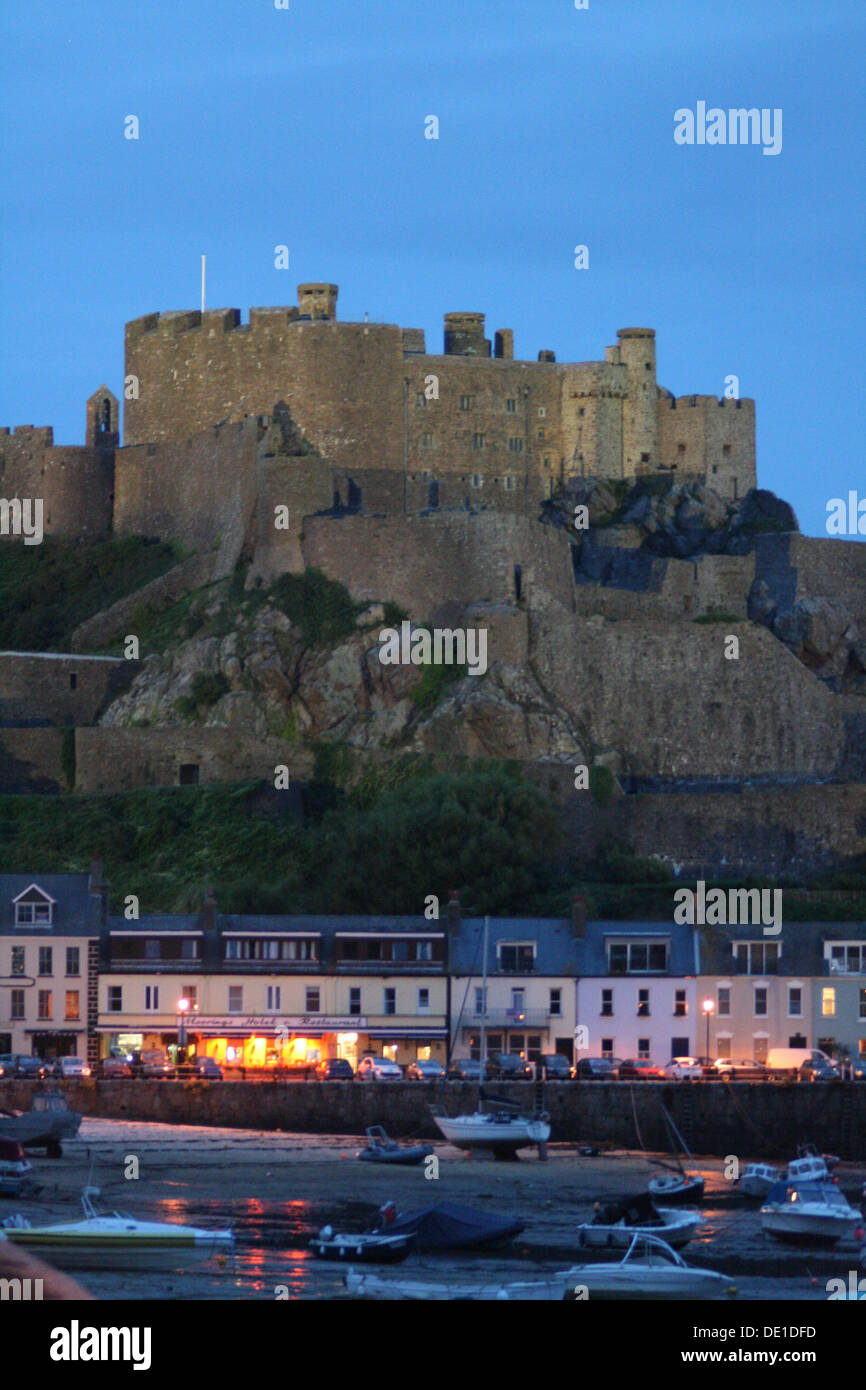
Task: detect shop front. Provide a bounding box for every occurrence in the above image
[364,1028,448,1067]
[188,1014,370,1072]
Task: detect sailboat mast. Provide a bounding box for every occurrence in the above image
[480,915,489,1092]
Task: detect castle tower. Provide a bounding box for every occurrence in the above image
[297,283,338,320]
[616,328,659,475]
[443,312,490,357]
[86,385,119,450]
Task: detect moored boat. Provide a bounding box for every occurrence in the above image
[375,1199,524,1250]
[648,1173,705,1204]
[356,1126,433,1167]
[760,1180,863,1246]
[0,1139,34,1197]
[578,1193,702,1250]
[0,1092,81,1155]
[1,1187,234,1271]
[309,1226,416,1263]
[736,1163,780,1199]
[431,1109,550,1157]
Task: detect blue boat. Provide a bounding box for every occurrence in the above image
[377,1201,524,1251]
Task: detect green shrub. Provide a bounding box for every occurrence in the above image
[60,729,76,791]
[410,663,467,711]
[589,765,615,808]
[174,671,229,718]
[270,569,360,646]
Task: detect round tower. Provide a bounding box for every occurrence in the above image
[616,328,658,476]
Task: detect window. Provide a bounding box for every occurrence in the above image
[421,432,434,448]
[11,947,24,976]
[537,428,545,439]
[510,988,525,1017]
[366,941,382,961]
[266,986,281,1011]
[416,941,432,961]
[822,987,836,1018]
[228,986,243,1014]
[507,437,524,453]
[640,452,650,463]
[674,989,687,1017]
[600,988,613,1017]
[341,940,359,961]
[107,986,123,1013]
[144,986,159,1011]
[537,407,546,418]
[474,987,486,1015]
[392,941,409,962]
[305,988,320,1013]
[145,940,160,960]
[384,988,396,1016]
[828,944,866,974]
[499,944,535,973]
[678,443,686,455]
[14,889,53,925]
[178,763,199,785]
[608,941,668,974]
[505,398,517,413]
[754,987,768,1017]
[637,1038,650,1059]
[601,1038,615,1059]
[549,988,561,1017]
[504,475,516,491]
[637,989,650,1018]
[417,988,430,1013]
[471,473,483,488]
[578,407,585,417]
[717,987,731,1017]
[349,987,361,1015]
[38,990,52,1020]
[459,395,473,411]
[734,942,779,975]
[183,985,198,1008]
[66,947,79,977]
[473,433,485,449]
[38,947,52,976]
[11,990,24,1020]
[283,939,316,961]
[69,672,78,690]
[510,1034,525,1054]
[723,444,732,455]
[788,987,802,1017]
[859,989,866,1020]
[415,392,426,407]
[527,1035,542,1061]
[181,939,199,960]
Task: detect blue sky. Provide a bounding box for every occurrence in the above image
[1,0,863,539]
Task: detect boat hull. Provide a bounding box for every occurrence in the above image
[4,1223,234,1271]
[357,1146,431,1166]
[345,1265,734,1301]
[761,1212,859,1246]
[577,1208,701,1251]
[310,1233,416,1264]
[648,1176,704,1204]
[432,1114,550,1154]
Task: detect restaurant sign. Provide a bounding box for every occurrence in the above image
[190,1015,368,1031]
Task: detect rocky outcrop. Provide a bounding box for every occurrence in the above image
[747,586,866,692]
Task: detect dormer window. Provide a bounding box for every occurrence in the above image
[13,884,55,926]
[608,940,668,974]
[499,943,536,973]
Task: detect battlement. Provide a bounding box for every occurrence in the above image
[664,394,750,410]
[0,425,55,445]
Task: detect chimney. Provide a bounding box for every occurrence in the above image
[447,890,461,933]
[494,329,514,360]
[201,884,217,934]
[538,349,556,363]
[571,893,586,937]
[90,857,103,890]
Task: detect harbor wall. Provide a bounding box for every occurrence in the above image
[2,1080,863,1159]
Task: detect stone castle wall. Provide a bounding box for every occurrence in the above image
[74,727,315,793]
[0,653,137,726]
[0,426,114,539]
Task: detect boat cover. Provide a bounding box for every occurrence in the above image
[593,1193,663,1226]
[384,1202,524,1250]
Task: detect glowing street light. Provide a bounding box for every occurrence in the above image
[702,997,715,1065]
[177,996,190,1063]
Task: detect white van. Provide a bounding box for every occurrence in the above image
[765,1047,834,1075]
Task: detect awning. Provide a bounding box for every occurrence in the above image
[366,1028,448,1039]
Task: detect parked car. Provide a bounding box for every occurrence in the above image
[139,1050,175,1079]
[16,1056,49,1079]
[100,1056,133,1079]
[662,1057,704,1081]
[618,1059,664,1080]
[51,1056,91,1079]
[572,1057,621,1080]
[539,1054,572,1080]
[357,1056,403,1081]
[0,1054,17,1079]
[405,1058,445,1081]
[799,1058,841,1083]
[315,1057,354,1081]
[711,1058,769,1080]
[489,1053,534,1080]
[193,1057,224,1081]
[447,1058,483,1081]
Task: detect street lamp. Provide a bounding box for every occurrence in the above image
[177,996,190,1065]
[702,997,715,1065]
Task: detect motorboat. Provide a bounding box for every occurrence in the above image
[309,1225,416,1264]
[344,1233,738,1301]
[648,1173,705,1204]
[375,1200,524,1250]
[431,1108,550,1157]
[577,1193,702,1250]
[0,1092,82,1154]
[786,1153,834,1184]
[356,1126,433,1167]
[760,1180,863,1246]
[1,1186,234,1271]
[0,1139,34,1197]
[736,1163,780,1199]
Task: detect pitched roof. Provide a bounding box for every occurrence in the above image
[0,873,103,936]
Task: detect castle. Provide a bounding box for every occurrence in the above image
[0,282,757,560]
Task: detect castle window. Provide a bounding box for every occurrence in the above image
[504,476,516,491]
[543,457,551,468]
[712,465,718,474]
[578,408,585,417]
[459,395,473,411]
[473,433,485,449]
[421,432,434,448]
[505,399,517,414]
[640,452,650,462]
[179,764,200,786]
[645,362,652,370]
[421,470,431,484]
[678,444,686,454]
[508,438,524,453]
[537,407,546,418]
[69,673,77,690]
[537,428,545,439]
[471,475,483,489]
[415,393,426,408]
[723,444,732,455]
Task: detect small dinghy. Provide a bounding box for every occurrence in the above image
[578,1193,702,1250]
[376,1200,524,1250]
[0,1139,35,1198]
[309,1224,416,1264]
[736,1163,780,1200]
[356,1126,433,1167]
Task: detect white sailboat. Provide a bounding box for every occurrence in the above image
[432,916,551,1158]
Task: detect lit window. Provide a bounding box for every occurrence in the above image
[822,987,836,1018]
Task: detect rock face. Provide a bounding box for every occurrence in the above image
[770,597,865,691]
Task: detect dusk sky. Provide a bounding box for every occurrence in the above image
[1,0,863,539]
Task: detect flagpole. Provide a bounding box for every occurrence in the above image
[201,255,206,313]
